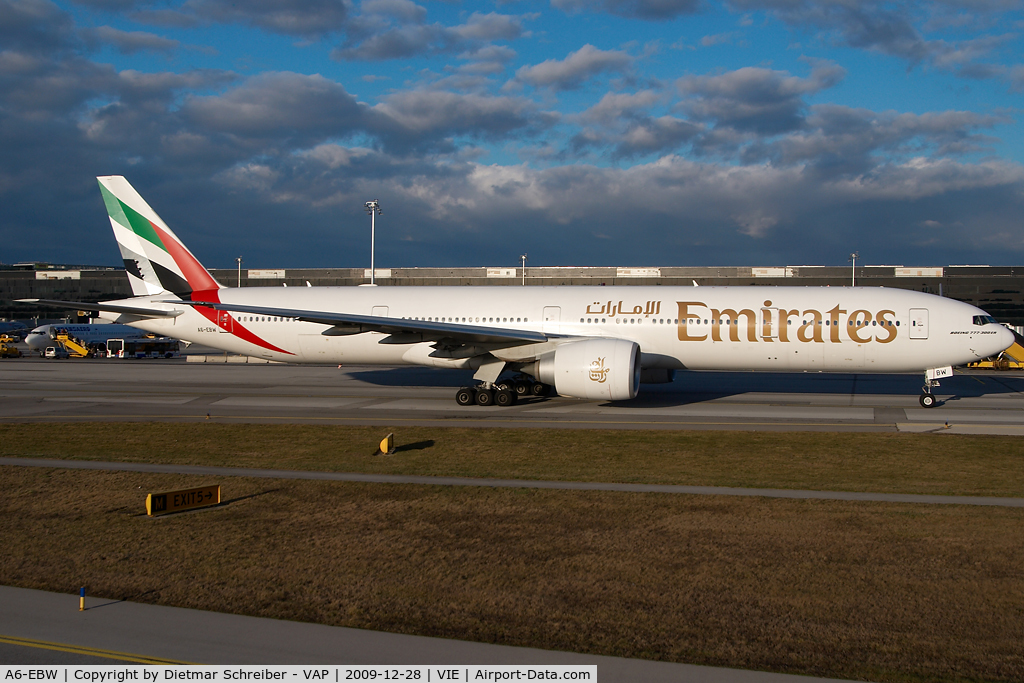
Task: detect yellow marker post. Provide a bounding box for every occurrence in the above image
[79,587,84,611]
[375,433,395,455]
[145,485,221,516]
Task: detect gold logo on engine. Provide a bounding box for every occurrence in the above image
[589,357,610,383]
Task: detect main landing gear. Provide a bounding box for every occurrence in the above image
[455,377,552,406]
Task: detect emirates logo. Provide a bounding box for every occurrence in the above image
[589,357,610,383]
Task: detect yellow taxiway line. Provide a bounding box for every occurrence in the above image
[0,634,192,665]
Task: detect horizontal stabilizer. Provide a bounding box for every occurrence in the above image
[16,299,184,318]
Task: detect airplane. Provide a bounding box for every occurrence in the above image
[25,323,150,354]
[0,321,28,341]
[19,175,1014,408]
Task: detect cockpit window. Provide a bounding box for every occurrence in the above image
[973,315,998,326]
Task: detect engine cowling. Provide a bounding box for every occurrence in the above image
[531,339,641,401]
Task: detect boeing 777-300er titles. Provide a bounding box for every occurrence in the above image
[19,176,1014,408]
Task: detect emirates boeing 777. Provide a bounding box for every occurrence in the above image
[21,176,1014,408]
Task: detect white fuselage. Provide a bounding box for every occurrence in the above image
[25,323,150,352]
[99,285,1013,374]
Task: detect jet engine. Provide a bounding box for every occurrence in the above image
[528,339,641,401]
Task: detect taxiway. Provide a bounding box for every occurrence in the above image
[1,355,1023,433]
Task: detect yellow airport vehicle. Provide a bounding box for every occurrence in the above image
[0,340,21,358]
[54,331,90,358]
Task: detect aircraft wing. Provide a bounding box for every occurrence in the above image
[177,300,551,345]
[16,299,183,318]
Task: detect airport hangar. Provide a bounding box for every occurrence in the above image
[4,262,1024,327]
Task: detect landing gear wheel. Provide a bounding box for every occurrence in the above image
[495,389,516,407]
[531,382,551,397]
[920,393,936,408]
[514,381,530,396]
[455,387,475,406]
[476,388,495,406]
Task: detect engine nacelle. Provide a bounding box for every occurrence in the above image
[531,339,641,401]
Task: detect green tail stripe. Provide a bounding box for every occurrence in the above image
[98,183,130,231]
[119,198,168,254]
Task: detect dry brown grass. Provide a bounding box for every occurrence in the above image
[1,466,1023,682]
[3,422,1024,497]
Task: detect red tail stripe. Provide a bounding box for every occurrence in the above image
[190,289,294,356]
[150,222,221,292]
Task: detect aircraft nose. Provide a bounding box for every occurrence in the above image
[997,325,1016,354]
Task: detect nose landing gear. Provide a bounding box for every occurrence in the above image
[920,373,940,408]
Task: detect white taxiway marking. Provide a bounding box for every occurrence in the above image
[531,404,876,420]
[213,397,365,408]
[42,396,197,405]
[904,408,1024,423]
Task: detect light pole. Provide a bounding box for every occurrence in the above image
[364,200,381,285]
[236,256,242,288]
[849,251,859,287]
[520,253,527,286]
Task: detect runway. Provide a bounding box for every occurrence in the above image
[2,354,1024,432]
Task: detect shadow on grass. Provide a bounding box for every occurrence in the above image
[395,440,434,453]
[222,488,284,505]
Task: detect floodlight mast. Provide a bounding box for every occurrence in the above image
[520,253,527,286]
[849,251,859,287]
[364,200,381,285]
[236,256,242,287]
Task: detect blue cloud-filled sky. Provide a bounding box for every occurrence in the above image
[2,0,1024,270]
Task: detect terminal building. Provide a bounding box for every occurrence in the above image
[4,262,1024,326]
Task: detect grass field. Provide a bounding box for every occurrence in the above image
[3,422,1024,496]
[2,423,1024,682]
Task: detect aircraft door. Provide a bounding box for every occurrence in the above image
[217,311,232,333]
[909,308,929,339]
[372,306,389,317]
[543,306,560,334]
[760,308,779,340]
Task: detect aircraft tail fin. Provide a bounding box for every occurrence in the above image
[97,176,223,298]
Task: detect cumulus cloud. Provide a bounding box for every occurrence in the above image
[82,26,179,55]
[727,0,1016,83]
[3,0,1023,270]
[182,72,366,146]
[358,0,426,24]
[566,91,701,159]
[229,149,1024,267]
[575,90,661,124]
[745,106,1007,176]
[184,0,348,38]
[516,44,633,90]
[562,0,1019,85]
[552,0,700,20]
[614,116,701,158]
[0,0,79,54]
[127,9,201,28]
[678,62,845,135]
[371,90,557,151]
[457,44,517,74]
[334,9,527,61]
